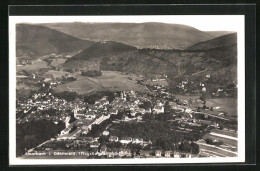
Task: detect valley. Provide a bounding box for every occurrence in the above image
[15,23,238,159]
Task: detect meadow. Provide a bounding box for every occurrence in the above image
[206,98,237,116]
[16,59,48,71]
[53,71,148,94]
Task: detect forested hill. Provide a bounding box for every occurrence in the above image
[63,38,237,90]
[187,33,237,50]
[40,22,224,49]
[70,41,137,60]
[16,24,94,58]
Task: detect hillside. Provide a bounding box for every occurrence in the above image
[63,41,137,71]
[63,39,237,85]
[71,41,137,60]
[187,33,237,50]
[16,24,94,58]
[206,31,235,38]
[40,22,219,49]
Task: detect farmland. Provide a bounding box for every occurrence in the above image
[206,98,237,116]
[16,59,48,71]
[141,79,169,86]
[173,94,201,101]
[50,58,67,67]
[46,70,74,78]
[53,71,149,94]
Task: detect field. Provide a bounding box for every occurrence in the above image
[211,129,237,138]
[142,79,169,86]
[16,83,40,91]
[16,59,48,71]
[54,71,149,94]
[50,58,67,67]
[173,94,201,101]
[186,96,237,117]
[46,70,75,78]
[206,98,237,116]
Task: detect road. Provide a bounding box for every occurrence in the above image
[193,111,231,121]
[67,83,72,91]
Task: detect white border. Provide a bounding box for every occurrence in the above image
[9,15,245,165]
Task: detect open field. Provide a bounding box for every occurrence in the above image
[173,94,201,101]
[97,71,147,91]
[188,97,237,117]
[16,83,40,91]
[46,70,74,78]
[54,71,149,94]
[53,76,102,94]
[206,98,237,116]
[16,59,48,71]
[211,129,237,138]
[50,58,67,67]
[141,79,169,86]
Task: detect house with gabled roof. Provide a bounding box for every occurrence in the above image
[164,151,173,158]
[155,150,162,157]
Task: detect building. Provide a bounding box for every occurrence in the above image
[173,152,181,158]
[120,137,132,144]
[90,142,100,148]
[109,109,118,115]
[73,104,86,119]
[109,136,119,142]
[153,105,164,114]
[139,150,151,158]
[60,126,72,135]
[93,114,109,125]
[132,138,143,144]
[206,74,211,78]
[103,131,109,136]
[155,150,161,157]
[120,91,127,101]
[165,151,172,158]
[85,110,96,119]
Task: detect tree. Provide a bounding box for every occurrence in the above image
[179,141,192,153]
[190,142,200,154]
[138,101,152,110]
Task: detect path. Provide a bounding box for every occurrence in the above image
[67,83,72,91]
[209,132,238,141]
[193,111,231,121]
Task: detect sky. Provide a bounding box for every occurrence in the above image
[12,15,244,32]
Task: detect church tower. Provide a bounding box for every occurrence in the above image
[73,104,78,118]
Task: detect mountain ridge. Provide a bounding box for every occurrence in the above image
[16,24,94,58]
[39,22,226,49]
[187,33,237,50]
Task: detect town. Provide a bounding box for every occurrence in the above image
[17,74,238,159]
